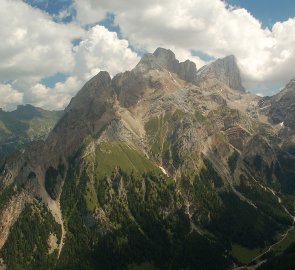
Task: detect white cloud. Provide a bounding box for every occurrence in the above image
[29,76,82,109]
[33,25,139,110]
[0,0,84,82]
[0,1,139,110]
[0,84,23,111]
[0,0,83,110]
[74,0,295,88]
[265,18,295,83]
[73,25,139,80]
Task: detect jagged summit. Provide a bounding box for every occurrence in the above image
[50,70,115,160]
[135,47,197,83]
[67,71,112,112]
[285,77,295,90]
[152,47,179,72]
[153,47,175,57]
[196,54,245,92]
[135,48,245,91]
[16,104,36,110]
[260,76,295,129]
[70,48,245,111]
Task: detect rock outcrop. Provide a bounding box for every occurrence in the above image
[196,55,245,91]
[262,77,295,129]
[135,47,197,83]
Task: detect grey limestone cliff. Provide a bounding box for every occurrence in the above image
[196,55,245,91]
[135,47,197,83]
[264,78,295,129]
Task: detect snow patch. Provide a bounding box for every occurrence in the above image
[159,166,168,176]
[259,104,271,110]
[168,71,178,84]
[280,122,284,127]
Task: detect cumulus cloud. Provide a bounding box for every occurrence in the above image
[0,0,84,82]
[0,0,83,110]
[28,76,82,109]
[25,25,139,110]
[266,19,295,82]
[73,25,139,80]
[0,84,23,111]
[36,25,139,110]
[0,1,139,110]
[74,0,295,89]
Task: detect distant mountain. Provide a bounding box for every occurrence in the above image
[0,48,295,270]
[259,78,295,157]
[0,105,62,158]
[260,78,295,129]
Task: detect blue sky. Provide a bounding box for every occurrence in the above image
[227,0,295,28]
[24,0,72,15]
[1,0,295,110]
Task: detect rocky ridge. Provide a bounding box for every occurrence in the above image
[260,78,295,129]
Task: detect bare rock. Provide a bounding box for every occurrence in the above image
[134,47,197,83]
[196,55,245,92]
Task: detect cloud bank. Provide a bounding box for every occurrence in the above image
[0,0,295,110]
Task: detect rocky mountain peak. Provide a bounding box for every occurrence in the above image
[16,104,35,110]
[197,54,245,92]
[153,47,175,58]
[46,70,115,162]
[66,71,112,112]
[134,47,197,83]
[263,76,295,129]
[179,60,198,83]
[153,47,179,71]
[286,77,295,89]
[223,54,235,62]
[134,53,159,72]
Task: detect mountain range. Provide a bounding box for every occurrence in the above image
[0,105,62,159]
[0,48,295,270]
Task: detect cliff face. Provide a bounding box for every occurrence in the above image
[135,47,197,82]
[259,77,295,158]
[261,78,295,128]
[0,48,294,270]
[196,55,245,92]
